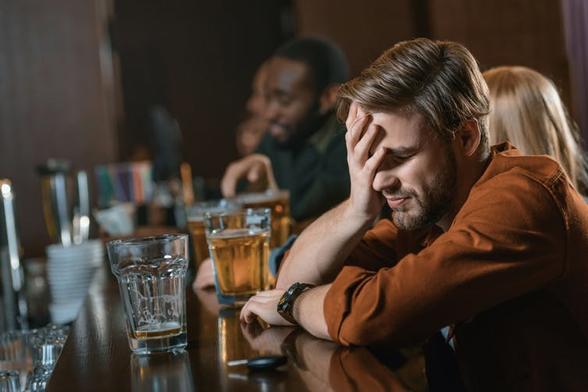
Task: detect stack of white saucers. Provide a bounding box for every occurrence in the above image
[46,240,104,324]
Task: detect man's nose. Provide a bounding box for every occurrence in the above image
[372,170,400,193]
[263,100,280,122]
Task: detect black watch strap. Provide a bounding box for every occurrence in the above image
[277,282,315,324]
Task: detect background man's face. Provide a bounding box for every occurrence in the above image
[263,57,322,147]
[369,110,457,230]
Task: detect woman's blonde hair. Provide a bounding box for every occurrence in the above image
[484,66,588,193]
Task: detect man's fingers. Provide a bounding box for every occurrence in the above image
[240,298,255,323]
[347,104,370,132]
[365,146,387,175]
[241,299,262,324]
[247,164,263,183]
[240,301,251,322]
[345,115,371,153]
[221,165,238,197]
[353,123,380,164]
[221,178,236,198]
[356,104,368,118]
[222,155,269,197]
[345,101,359,130]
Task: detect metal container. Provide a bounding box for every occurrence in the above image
[37,159,90,246]
[0,179,27,333]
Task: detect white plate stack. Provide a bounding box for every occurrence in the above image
[46,240,104,324]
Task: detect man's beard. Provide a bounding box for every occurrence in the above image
[391,148,457,231]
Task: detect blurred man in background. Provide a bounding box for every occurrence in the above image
[221,37,351,222]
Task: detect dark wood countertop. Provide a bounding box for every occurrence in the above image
[46,264,426,391]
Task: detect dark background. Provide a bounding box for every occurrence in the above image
[0,0,572,256]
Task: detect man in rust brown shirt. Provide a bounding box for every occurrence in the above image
[241,38,588,390]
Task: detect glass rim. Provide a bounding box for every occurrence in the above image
[187,199,241,210]
[107,233,188,248]
[203,207,271,219]
[186,199,241,221]
[231,189,290,203]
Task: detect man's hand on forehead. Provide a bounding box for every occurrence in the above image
[346,102,384,160]
[346,101,371,132]
[344,101,386,220]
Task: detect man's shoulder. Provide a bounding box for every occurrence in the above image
[459,147,573,229]
[478,143,566,191]
[474,144,567,200]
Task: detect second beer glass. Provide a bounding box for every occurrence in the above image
[234,190,291,248]
[186,200,240,268]
[205,209,271,306]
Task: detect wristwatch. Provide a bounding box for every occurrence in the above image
[277,282,315,324]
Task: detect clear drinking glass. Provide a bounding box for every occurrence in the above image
[205,209,271,306]
[27,324,70,391]
[0,330,30,391]
[0,324,70,391]
[186,199,241,268]
[107,234,189,354]
[0,371,20,392]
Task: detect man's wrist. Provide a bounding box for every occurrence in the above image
[277,283,316,325]
[342,199,377,230]
[292,287,312,325]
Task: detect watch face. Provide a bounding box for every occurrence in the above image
[278,283,315,325]
[277,289,292,313]
[278,295,287,308]
[288,283,300,295]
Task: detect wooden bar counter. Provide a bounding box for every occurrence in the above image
[46,265,426,391]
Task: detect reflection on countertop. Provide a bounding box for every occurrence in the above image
[46,264,427,391]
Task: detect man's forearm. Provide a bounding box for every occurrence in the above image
[277,199,373,289]
[293,285,332,341]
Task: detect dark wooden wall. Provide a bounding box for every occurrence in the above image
[295,0,416,77]
[0,0,117,257]
[429,0,570,105]
[111,0,290,179]
[295,0,570,103]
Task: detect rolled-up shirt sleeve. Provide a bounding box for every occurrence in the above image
[324,174,568,347]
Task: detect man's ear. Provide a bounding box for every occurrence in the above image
[457,119,481,157]
[319,84,340,114]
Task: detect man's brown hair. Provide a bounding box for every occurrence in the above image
[338,38,490,149]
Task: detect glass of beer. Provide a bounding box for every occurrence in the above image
[107,234,189,354]
[186,200,241,268]
[205,209,271,306]
[234,190,291,248]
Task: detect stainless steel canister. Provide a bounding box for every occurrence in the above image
[37,159,90,246]
[0,179,27,332]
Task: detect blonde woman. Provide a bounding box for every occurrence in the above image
[484,66,588,196]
